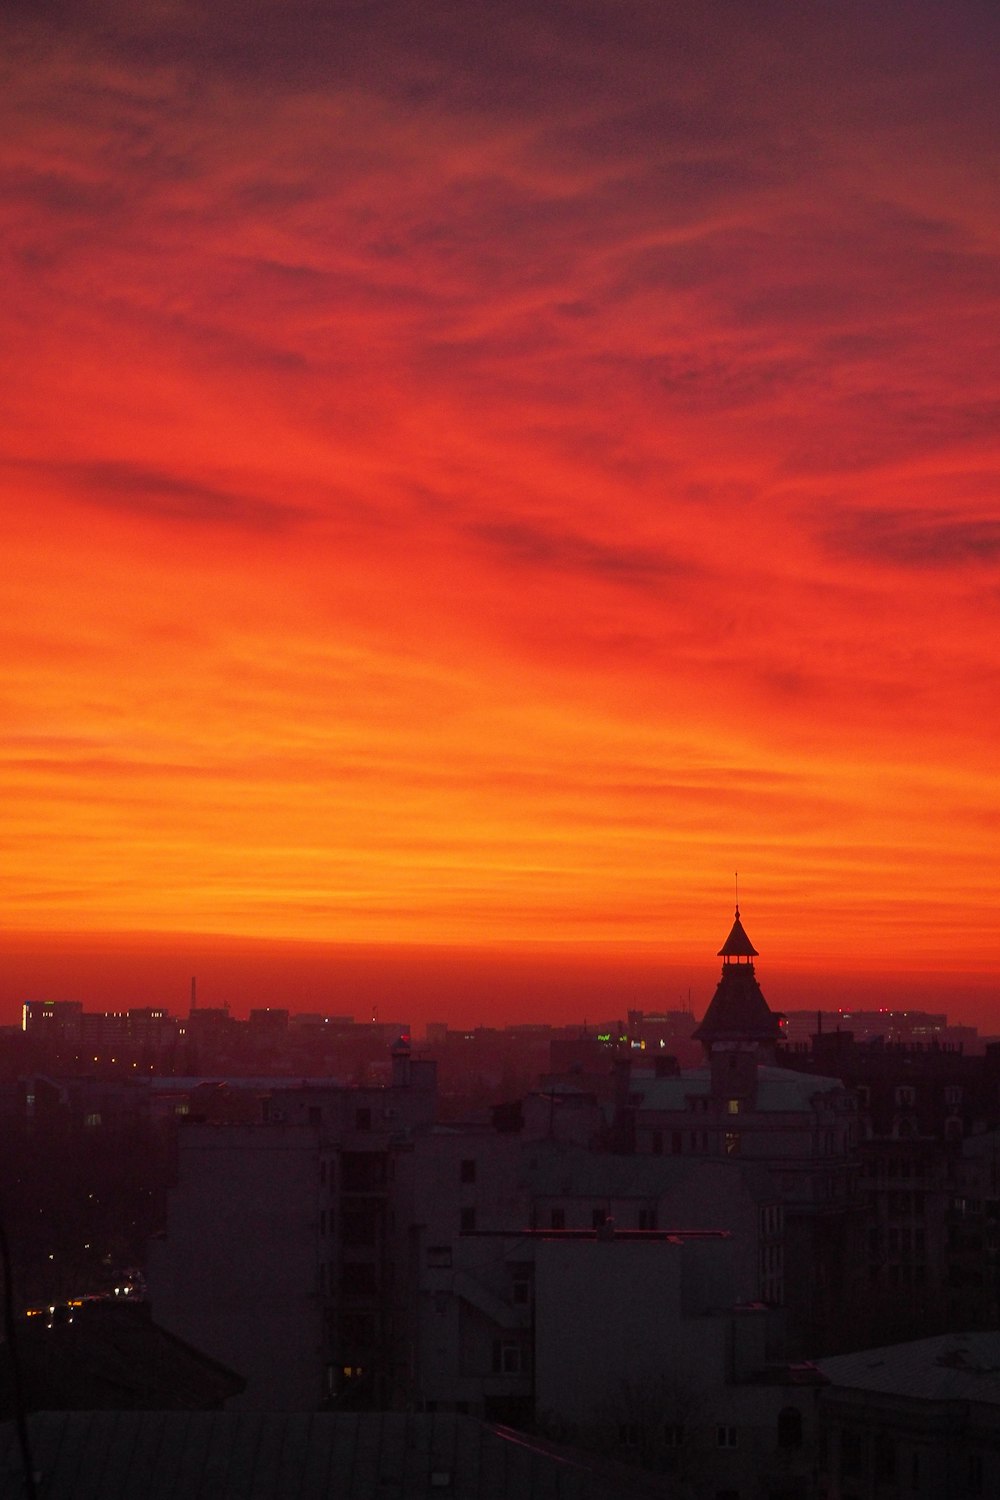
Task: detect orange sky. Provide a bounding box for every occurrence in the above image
[2,2,998,1027]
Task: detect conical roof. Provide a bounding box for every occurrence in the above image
[718,907,758,958]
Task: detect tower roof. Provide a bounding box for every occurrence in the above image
[694,905,779,1048]
[718,906,758,958]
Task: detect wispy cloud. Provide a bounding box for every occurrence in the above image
[824,510,1000,570]
[0,0,998,983]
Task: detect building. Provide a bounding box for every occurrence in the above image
[147,1040,437,1409]
[817,1329,1000,1499]
[619,909,862,1354]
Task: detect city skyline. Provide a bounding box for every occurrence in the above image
[2,3,998,1025]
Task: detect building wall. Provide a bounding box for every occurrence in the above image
[148,1124,324,1410]
[533,1236,731,1423]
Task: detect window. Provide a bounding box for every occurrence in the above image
[873,1432,895,1482]
[460,1206,476,1234]
[592,1208,607,1229]
[355,1106,372,1131]
[342,1204,378,1246]
[671,1130,683,1154]
[618,1423,640,1447]
[727,1098,741,1115]
[777,1407,802,1449]
[550,1207,565,1230]
[341,1152,387,1191]
[651,1129,663,1155]
[639,1208,658,1230]
[663,1423,685,1447]
[460,1158,476,1183]
[840,1428,863,1478]
[716,1425,738,1448]
[340,1261,378,1295]
[427,1245,452,1268]
[339,1311,377,1350]
[492,1340,531,1375]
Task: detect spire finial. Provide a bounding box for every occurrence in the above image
[735,869,739,918]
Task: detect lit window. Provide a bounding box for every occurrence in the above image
[727,1098,741,1115]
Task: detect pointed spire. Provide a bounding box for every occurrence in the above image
[718,905,759,960]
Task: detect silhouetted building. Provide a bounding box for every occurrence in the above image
[817,1330,1000,1499]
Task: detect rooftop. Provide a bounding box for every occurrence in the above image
[0,1411,672,1500]
[818,1330,1000,1406]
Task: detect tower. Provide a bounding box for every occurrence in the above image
[693,906,782,1104]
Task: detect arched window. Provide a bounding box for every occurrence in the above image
[777,1406,803,1449]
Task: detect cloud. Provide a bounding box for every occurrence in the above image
[467,518,691,588]
[1,0,998,976]
[16,459,312,531]
[823,510,1000,570]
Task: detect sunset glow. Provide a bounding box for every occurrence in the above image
[2,2,998,1024]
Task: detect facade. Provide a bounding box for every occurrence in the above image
[147,1042,437,1409]
[778,1028,1000,1345]
[147,1123,325,1409]
[817,1330,1000,1499]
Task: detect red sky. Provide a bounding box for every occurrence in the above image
[2,2,998,1029]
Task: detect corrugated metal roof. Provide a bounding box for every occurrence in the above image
[0,1412,670,1499]
[818,1330,1000,1405]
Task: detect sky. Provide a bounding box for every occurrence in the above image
[2,1,998,1028]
